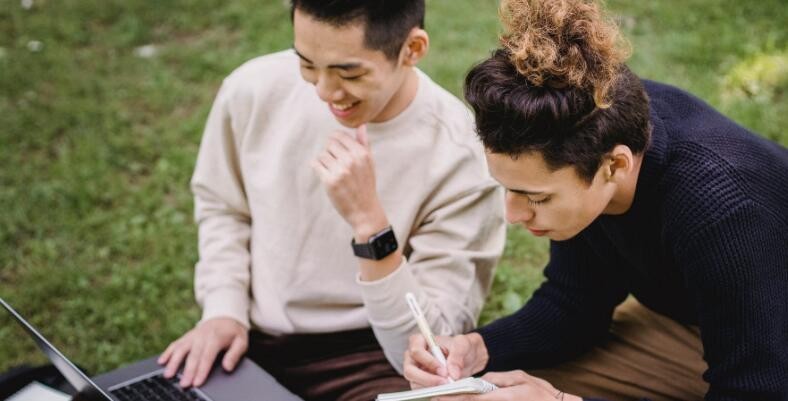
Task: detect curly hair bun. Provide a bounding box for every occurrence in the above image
[499,0,629,108]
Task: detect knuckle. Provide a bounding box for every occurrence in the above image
[171,348,186,360]
[402,365,415,379]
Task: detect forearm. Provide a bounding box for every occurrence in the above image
[361,230,502,371]
[479,258,627,371]
[476,235,629,372]
[365,188,504,371]
[194,212,253,327]
[359,257,479,372]
[190,79,255,326]
[477,289,611,372]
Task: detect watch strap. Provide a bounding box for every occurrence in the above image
[351,239,375,259]
[351,226,398,260]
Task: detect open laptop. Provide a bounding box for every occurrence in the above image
[0,297,302,401]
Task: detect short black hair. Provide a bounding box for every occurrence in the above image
[291,0,425,60]
[464,48,651,183]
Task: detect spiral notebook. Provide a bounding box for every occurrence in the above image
[376,377,497,401]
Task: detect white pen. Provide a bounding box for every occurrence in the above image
[405,292,454,383]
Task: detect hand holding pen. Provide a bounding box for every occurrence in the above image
[405,292,454,383]
[403,293,491,387]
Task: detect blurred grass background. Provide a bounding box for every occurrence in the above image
[0,0,785,374]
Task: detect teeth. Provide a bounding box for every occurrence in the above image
[332,102,355,111]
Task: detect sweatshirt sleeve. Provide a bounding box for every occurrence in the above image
[358,182,506,373]
[190,82,253,328]
[675,201,788,400]
[477,234,629,371]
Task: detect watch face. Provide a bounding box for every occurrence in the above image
[373,236,398,255]
[368,227,398,260]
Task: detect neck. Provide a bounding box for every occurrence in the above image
[605,154,644,215]
[370,68,419,123]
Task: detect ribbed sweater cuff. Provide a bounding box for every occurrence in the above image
[474,319,518,371]
[200,287,251,329]
[356,257,418,329]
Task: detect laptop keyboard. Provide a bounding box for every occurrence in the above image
[110,374,207,401]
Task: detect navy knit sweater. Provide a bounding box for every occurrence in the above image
[477,80,788,400]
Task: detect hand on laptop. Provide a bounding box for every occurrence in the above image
[158,317,248,388]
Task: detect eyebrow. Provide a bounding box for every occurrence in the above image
[293,48,363,71]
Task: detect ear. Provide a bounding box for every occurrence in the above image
[605,144,635,182]
[400,28,429,67]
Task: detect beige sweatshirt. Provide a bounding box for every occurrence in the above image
[190,50,505,371]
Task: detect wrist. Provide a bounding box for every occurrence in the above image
[352,208,389,242]
[466,332,489,374]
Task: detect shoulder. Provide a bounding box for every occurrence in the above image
[418,71,476,133]
[659,140,788,249]
[644,80,742,137]
[224,50,300,86]
[415,71,484,167]
[209,50,315,131]
[376,72,497,207]
[217,50,306,105]
[643,79,788,237]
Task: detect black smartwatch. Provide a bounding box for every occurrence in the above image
[351,226,398,260]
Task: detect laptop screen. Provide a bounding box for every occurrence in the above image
[0,297,114,401]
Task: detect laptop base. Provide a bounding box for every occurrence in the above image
[93,356,301,401]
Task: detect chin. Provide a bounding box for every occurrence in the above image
[548,231,577,241]
[548,234,566,241]
[335,119,356,128]
[336,114,368,128]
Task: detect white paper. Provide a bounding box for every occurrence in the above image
[5,381,70,401]
[376,377,497,401]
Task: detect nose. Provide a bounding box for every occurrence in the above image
[315,74,344,103]
[504,192,534,224]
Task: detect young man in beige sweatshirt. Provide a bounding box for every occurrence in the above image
[156,1,505,400]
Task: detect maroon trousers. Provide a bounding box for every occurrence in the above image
[247,299,708,401]
[246,328,408,401]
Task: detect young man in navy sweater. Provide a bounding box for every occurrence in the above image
[403,0,787,400]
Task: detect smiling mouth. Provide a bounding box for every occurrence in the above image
[331,101,360,111]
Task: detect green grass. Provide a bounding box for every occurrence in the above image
[0,0,785,375]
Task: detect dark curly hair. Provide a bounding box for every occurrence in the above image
[291,0,425,61]
[465,0,651,183]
